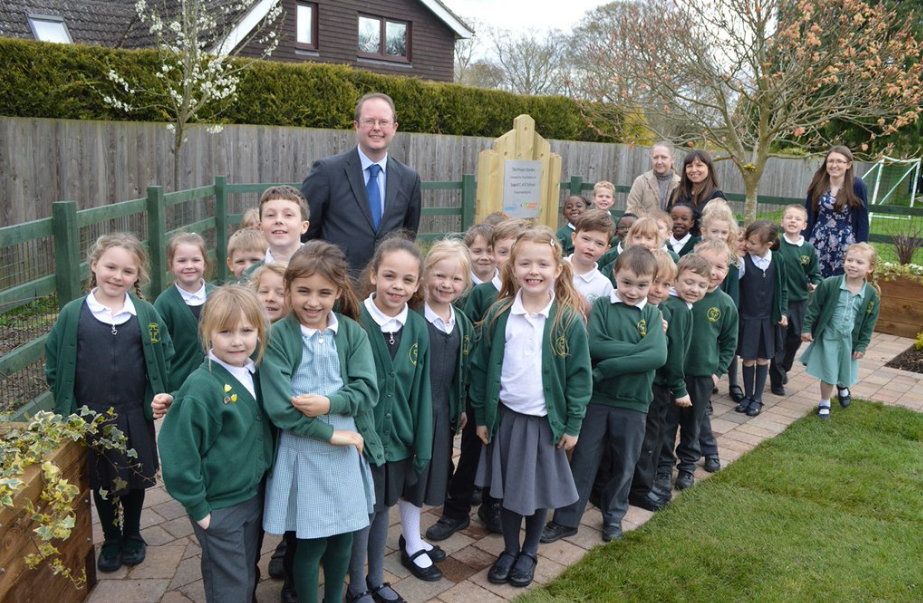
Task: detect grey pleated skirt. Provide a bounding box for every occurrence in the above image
[371,457,419,512]
[403,395,452,507]
[737,316,781,360]
[476,403,578,516]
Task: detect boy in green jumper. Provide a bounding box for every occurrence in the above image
[630,252,710,511]
[770,205,823,395]
[657,240,738,491]
[542,247,668,543]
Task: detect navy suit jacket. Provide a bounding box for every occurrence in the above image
[301,147,422,273]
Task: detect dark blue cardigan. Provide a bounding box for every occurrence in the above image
[803,176,869,243]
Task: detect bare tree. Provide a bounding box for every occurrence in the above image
[491,28,568,96]
[580,0,923,221]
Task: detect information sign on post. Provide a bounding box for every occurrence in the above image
[502,160,542,219]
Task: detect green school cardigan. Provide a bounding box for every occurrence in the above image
[154,283,216,391]
[359,307,433,474]
[469,300,592,443]
[802,276,880,354]
[260,313,384,466]
[45,293,174,420]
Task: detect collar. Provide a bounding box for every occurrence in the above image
[177,280,207,305]
[566,255,600,281]
[264,243,303,265]
[208,350,256,375]
[783,233,805,247]
[751,249,773,263]
[364,294,408,329]
[669,233,691,247]
[511,289,554,318]
[491,271,503,291]
[609,289,648,310]
[617,242,625,254]
[668,289,694,309]
[424,302,456,328]
[300,312,339,338]
[87,289,137,317]
[567,222,576,230]
[357,146,389,175]
[471,267,500,287]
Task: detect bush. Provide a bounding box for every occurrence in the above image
[0,38,617,141]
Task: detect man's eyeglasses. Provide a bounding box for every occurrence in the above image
[359,119,394,129]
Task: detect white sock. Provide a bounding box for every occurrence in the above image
[818,400,831,415]
[838,387,850,397]
[820,399,831,407]
[398,500,432,568]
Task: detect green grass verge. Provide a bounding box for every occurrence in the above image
[517,401,923,603]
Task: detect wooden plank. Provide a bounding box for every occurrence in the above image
[0,274,56,310]
[165,217,217,238]
[421,207,462,217]
[422,181,463,190]
[0,218,53,246]
[10,391,55,422]
[162,185,216,207]
[0,334,48,377]
[878,278,923,300]
[76,197,147,228]
[874,319,921,339]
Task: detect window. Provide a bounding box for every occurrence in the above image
[358,15,409,61]
[296,2,317,49]
[27,14,72,44]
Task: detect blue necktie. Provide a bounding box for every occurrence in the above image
[366,164,382,230]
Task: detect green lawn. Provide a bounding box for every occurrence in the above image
[517,401,923,603]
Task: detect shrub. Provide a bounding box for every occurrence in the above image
[0,38,619,142]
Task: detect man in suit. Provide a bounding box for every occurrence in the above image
[301,92,422,274]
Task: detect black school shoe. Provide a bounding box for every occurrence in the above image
[628,491,669,512]
[540,521,578,543]
[703,456,720,473]
[369,582,406,603]
[400,548,443,581]
[97,538,123,573]
[729,384,745,403]
[675,470,695,490]
[425,515,469,541]
[653,472,673,494]
[477,501,502,534]
[509,553,537,587]
[602,523,623,542]
[399,535,446,562]
[838,388,852,408]
[734,397,752,413]
[771,384,786,396]
[121,534,146,566]
[747,399,763,417]
[487,551,518,584]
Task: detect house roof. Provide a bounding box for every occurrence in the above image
[0,0,473,49]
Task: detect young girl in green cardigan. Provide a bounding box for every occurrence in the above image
[400,239,473,582]
[155,232,214,390]
[801,243,881,419]
[159,286,272,603]
[472,227,592,588]
[45,233,174,574]
[260,241,380,603]
[348,235,433,603]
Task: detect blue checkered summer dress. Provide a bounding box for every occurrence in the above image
[263,328,375,539]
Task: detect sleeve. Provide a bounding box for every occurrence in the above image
[802,279,828,334]
[777,256,789,318]
[44,317,61,392]
[260,325,335,442]
[664,310,690,399]
[563,319,593,436]
[588,304,667,379]
[716,303,739,377]
[468,312,493,427]
[411,334,433,473]
[403,171,423,237]
[624,176,646,214]
[158,389,218,521]
[327,325,379,417]
[302,159,330,242]
[853,177,870,243]
[854,292,880,354]
[807,247,823,285]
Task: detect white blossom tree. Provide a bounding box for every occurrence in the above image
[104,0,282,187]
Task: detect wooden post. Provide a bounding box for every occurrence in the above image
[52,201,81,309]
[568,175,584,197]
[474,115,562,228]
[214,176,229,283]
[147,186,166,298]
[461,174,476,231]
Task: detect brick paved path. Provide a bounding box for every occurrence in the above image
[84,332,922,603]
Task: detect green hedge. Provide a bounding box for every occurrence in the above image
[0,38,616,141]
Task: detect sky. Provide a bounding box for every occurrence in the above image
[445,0,606,34]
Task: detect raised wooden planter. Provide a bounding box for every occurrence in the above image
[0,436,96,603]
[876,276,923,339]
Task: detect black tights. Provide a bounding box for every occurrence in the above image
[93,487,145,541]
[500,507,547,558]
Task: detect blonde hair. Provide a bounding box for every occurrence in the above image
[693,238,733,264]
[423,239,473,300]
[651,209,672,230]
[166,232,210,279]
[228,227,268,257]
[491,219,530,247]
[701,204,740,265]
[199,285,270,365]
[489,226,585,337]
[240,208,260,229]
[847,242,878,285]
[782,204,808,220]
[651,249,677,283]
[593,181,615,197]
[676,253,713,279]
[701,197,733,217]
[249,262,287,295]
[624,216,663,248]
[88,233,149,299]
[482,212,511,226]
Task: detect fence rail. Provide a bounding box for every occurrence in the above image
[2,175,920,421]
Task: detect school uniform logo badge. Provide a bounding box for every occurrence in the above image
[409,343,419,366]
[222,384,238,404]
[554,335,569,358]
[866,301,874,314]
[148,323,160,343]
[637,319,647,337]
[707,307,721,323]
[800,255,811,266]
[462,335,471,357]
